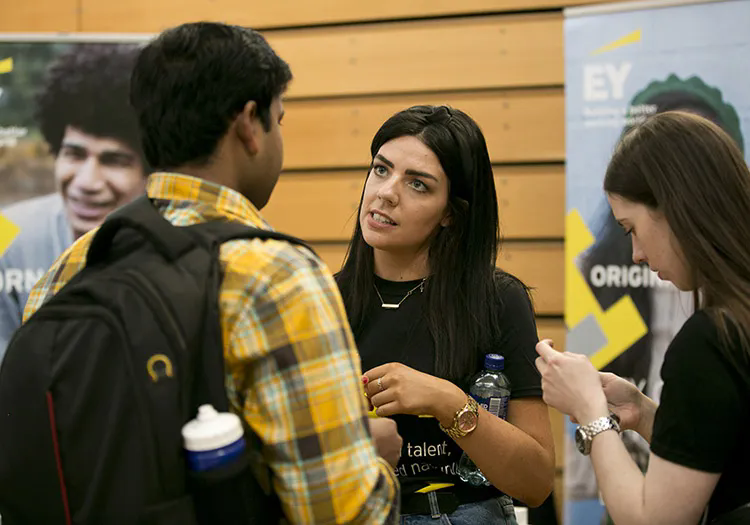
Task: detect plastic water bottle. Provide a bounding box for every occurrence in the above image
[183,405,277,523]
[457,353,511,486]
[182,404,246,472]
[182,404,252,523]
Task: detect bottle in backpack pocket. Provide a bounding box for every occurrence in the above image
[182,404,247,472]
[183,404,265,524]
[457,354,511,486]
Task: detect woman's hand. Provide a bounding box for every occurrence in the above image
[363,363,465,426]
[596,372,644,431]
[535,340,609,425]
[598,372,657,442]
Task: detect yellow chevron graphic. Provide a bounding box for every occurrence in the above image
[590,29,642,56]
[0,213,20,256]
[0,57,13,74]
[566,209,647,369]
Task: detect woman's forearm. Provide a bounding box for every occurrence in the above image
[458,406,554,506]
[432,389,554,507]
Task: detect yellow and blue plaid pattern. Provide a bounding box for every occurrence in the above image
[24,173,399,525]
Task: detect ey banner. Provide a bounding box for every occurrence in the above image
[563,0,750,523]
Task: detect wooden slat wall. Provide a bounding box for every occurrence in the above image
[282,89,565,169]
[4,0,583,519]
[0,1,78,32]
[263,165,565,240]
[268,14,563,98]
[76,0,608,32]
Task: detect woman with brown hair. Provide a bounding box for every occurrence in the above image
[536,110,750,525]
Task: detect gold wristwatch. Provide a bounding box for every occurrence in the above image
[439,396,479,440]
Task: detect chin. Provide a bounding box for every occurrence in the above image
[361,230,394,252]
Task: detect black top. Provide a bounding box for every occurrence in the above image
[338,272,542,503]
[651,310,750,521]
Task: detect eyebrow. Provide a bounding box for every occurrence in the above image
[61,141,135,159]
[374,154,439,182]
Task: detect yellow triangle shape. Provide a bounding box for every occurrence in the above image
[0,213,20,256]
[591,30,641,56]
[0,57,13,74]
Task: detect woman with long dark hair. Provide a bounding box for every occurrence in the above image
[336,105,555,524]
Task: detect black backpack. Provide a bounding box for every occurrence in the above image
[0,195,310,524]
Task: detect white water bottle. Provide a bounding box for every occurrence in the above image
[182,404,246,472]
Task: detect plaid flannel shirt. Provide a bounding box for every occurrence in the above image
[24,172,399,525]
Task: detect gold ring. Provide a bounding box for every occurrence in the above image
[377,377,384,392]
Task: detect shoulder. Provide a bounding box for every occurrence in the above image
[662,310,742,384]
[221,235,340,301]
[493,270,534,316]
[1,194,70,269]
[3,193,64,225]
[2,194,67,244]
[668,310,722,356]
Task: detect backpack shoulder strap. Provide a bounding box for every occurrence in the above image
[186,220,317,257]
[86,196,197,267]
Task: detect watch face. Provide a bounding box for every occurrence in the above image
[575,427,587,454]
[457,411,478,433]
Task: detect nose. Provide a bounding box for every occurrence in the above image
[70,156,106,194]
[631,236,646,265]
[376,176,399,206]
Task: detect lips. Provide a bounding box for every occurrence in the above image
[67,197,114,221]
[369,210,397,225]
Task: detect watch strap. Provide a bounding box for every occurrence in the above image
[439,396,479,439]
[578,415,620,455]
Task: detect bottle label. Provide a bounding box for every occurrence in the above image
[471,394,509,419]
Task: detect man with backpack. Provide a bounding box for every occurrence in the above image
[0,22,400,525]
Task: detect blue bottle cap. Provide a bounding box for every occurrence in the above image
[485,353,505,371]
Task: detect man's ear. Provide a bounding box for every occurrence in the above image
[235,100,260,156]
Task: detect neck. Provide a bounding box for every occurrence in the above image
[373,247,429,281]
[173,142,242,193]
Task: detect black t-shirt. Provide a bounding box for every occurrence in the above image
[651,310,750,521]
[338,272,542,503]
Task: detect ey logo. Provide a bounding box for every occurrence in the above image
[583,30,641,102]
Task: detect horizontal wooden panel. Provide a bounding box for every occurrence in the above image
[283,88,564,169]
[498,165,564,238]
[269,13,563,98]
[80,0,606,32]
[263,165,563,241]
[2,1,78,32]
[498,241,563,315]
[312,241,563,314]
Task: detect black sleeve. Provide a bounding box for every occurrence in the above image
[494,275,542,398]
[651,311,745,473]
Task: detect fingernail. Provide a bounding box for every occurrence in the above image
[362,376,369,384]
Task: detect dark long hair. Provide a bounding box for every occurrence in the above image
[581,76,744,390]
[605,111,750,370]
[336,105,515,383]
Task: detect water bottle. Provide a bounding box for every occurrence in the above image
[182,404,252,523]
[457,353,511,486]
[182,404,246,472]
